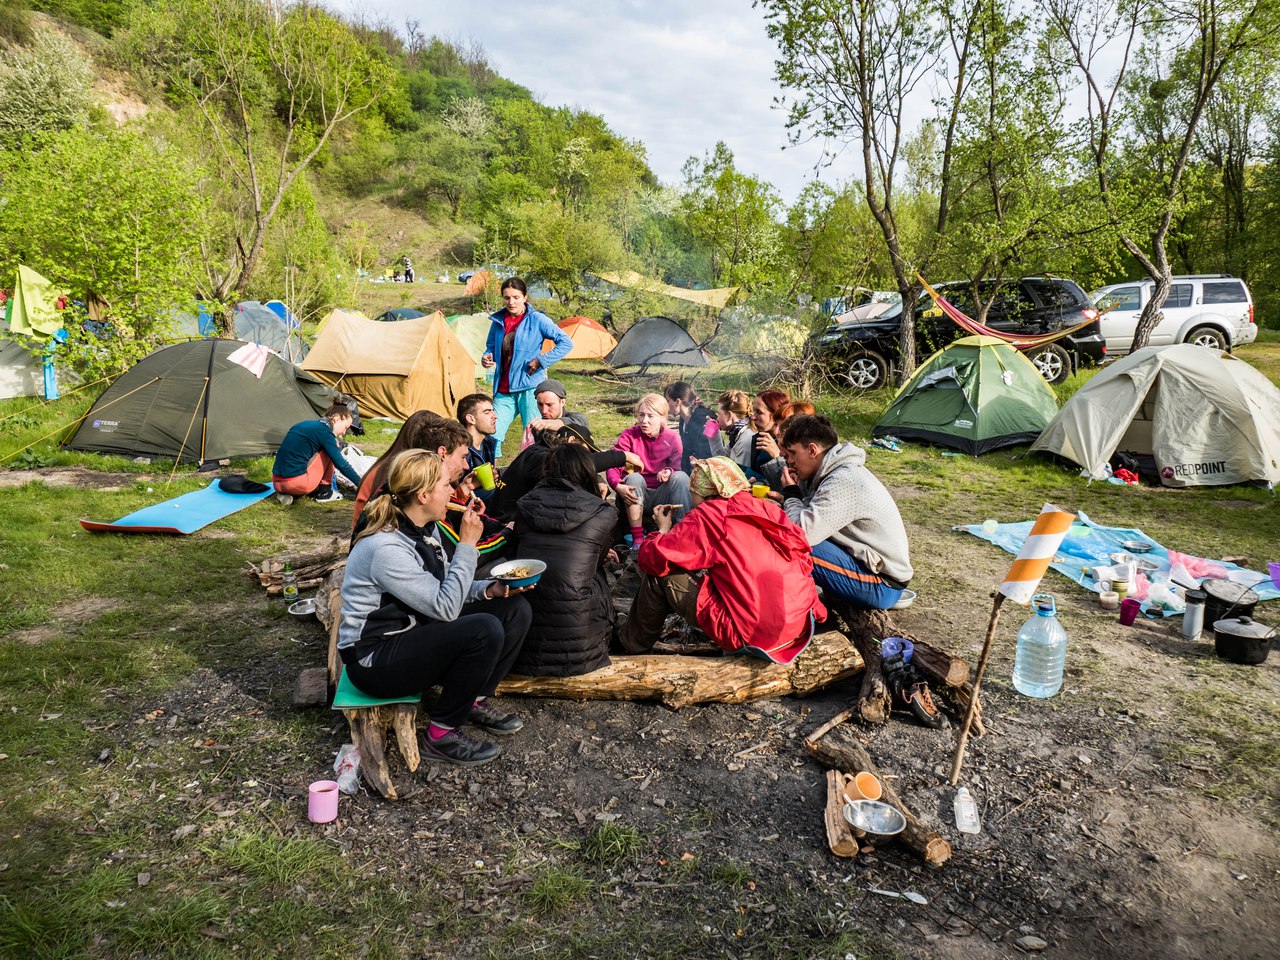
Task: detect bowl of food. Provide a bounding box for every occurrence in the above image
[843,799,907,840]
[489,559,547,589]
[1121,540,1154,554]
[288,598,316,617]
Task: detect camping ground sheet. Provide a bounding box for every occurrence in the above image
[958,511,1280,617]
[80,479,276,535]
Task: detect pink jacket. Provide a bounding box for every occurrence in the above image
[606,426,683,489]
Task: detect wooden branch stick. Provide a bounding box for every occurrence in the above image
[824,770,859,858]
[805,730,952,867]
[948,593,1005,785]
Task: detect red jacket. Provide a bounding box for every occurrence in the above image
[637,491,826,663]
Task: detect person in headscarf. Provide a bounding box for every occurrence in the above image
[619,457,825,664]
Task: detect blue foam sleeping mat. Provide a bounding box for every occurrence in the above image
[958,511,1280,617]
[80,479,276,535]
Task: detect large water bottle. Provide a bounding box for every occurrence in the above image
[1012,594,1068,698]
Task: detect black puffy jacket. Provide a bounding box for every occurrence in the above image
[511,478,617,676]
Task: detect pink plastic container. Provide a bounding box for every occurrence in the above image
[308,779,340,823]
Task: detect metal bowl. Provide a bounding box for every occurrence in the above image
[489,559,547,589]
[843,799,907,839]
[1121,540,1154,554]
[891,589,917,610]
[288,598,316,617]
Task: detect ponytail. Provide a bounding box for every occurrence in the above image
[352,449,443,546]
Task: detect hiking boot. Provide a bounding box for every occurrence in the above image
[419,728,500,766]
[276,493,294,506]
[467,700,524,736]
[897,680,950,730]
[312,488,344,503]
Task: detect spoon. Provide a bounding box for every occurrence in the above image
[869,888,928,905]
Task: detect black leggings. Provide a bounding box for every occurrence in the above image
[346,596,531,728]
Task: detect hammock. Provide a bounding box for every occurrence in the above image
[915,273,1098,349]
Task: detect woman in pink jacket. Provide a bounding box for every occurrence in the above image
[606,393,691,550]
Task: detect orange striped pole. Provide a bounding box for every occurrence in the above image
[949,504,1075,785]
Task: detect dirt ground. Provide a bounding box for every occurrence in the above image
[98,511,1277,960]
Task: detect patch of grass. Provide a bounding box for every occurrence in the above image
[526,865,592,914]
[710,860,754,889]
[579,822,645,866]
[206,829,340,887]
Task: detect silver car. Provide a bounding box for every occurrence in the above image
[1092,274,1256,354]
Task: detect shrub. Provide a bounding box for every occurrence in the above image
[0,30,92,142]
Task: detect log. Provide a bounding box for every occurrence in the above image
[827,602,893,724]
[910,638,970,687]
[247,538,348,595]
[317,566,346,688]
[805,729,952,867]
[496,630,864,709]
[824,770,859,858]
[343,702,421,800]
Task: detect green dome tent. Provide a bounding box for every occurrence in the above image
[873,336,1058,455]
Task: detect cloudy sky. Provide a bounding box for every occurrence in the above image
[329,0,845,204]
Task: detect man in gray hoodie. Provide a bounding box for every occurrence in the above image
[779,414,912,609]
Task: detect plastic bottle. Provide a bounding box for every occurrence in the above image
[282,563,299,605]
[1012,593,1068,698]
[953,786,981,834]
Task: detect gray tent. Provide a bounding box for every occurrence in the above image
[606,315,708,369]
[0,332,43,400]
[233,301,309,363]
[1031,344,1280,487]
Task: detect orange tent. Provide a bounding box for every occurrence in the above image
[542,315,618,360]
[463,270,492,296]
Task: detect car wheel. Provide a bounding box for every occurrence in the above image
[1186,326,1228,351]
[1029,343,1072,384]
[842,350,888,390]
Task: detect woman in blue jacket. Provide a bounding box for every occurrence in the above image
[481,277,572,455]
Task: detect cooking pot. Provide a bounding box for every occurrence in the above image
[1212,616,1275,666]
[1200,578,1259,625]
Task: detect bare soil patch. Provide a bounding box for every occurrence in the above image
[13,596,122,644]
[0,466,149,491]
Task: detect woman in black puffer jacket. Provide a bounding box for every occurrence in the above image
[511,443,618,676]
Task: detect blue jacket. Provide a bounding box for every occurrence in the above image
[486,306,572,395]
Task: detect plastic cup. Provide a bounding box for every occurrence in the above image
[1118,597,1141,627]
[472,462,495,491]
[1099,591,1120,611]
[842,771,883,803]
[751,484,769,499]
[308,779,340,823]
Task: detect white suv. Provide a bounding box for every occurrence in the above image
[1091,275,1256,354]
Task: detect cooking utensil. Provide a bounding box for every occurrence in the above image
[1121,540,1153,553]
[843,799,907,839]
[1211,616,1275,665]
[288,598,316,617]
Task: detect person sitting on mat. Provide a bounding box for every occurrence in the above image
[337,449,532,767]
[778,414,912,611]
[272,402,361,505]
[619,456,824,663]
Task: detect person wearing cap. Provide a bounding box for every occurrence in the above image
[520,378,590,451]
[620,457,825,663]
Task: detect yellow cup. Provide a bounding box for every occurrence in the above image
[841,771,883,803]
[751,483,769,499]
[472,462,495,491]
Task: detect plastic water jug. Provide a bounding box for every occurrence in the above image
[1012,594,1068,698]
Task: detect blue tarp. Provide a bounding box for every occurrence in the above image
[958,511,1280,617]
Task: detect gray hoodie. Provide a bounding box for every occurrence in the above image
[782,442,913,586]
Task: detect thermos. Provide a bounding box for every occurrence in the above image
[1183,589,1207,640]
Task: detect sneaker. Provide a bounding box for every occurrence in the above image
[312,488,344,503]
[419,728,500,766]
[467,700,524,736]
[276,493,294,506]
[899,680,950,730]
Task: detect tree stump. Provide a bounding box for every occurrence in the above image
[342,703,421,800]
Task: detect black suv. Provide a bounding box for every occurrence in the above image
[806,277,1107,387]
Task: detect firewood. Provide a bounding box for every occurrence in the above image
[827,602,893,724]
[497,630,864,709]
[805,728,952,867]
[909,638,970,687]
[824,770,859,858]
[318,566,346,688]
[246,538,348,593]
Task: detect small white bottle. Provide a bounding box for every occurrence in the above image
[954,786,981,835]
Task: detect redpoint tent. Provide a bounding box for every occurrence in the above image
[543,316,618,360]
[606,316,708,369]
[1031,344,1280,487]
[302,308,473,420]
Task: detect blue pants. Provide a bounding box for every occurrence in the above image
[493,389,538,457]
[810,540,904,610]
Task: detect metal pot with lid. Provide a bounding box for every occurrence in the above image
[1212,616,1275,666]
[1200,578,1260,625]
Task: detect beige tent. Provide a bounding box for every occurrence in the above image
[1031,344,1280,487]
[542,316,618,360]
[302,308,474,420]
[593,270,740,311]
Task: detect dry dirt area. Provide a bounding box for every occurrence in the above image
[122,517,1280,960]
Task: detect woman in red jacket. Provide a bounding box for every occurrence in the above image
[619,457,825,664]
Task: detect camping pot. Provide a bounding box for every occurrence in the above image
[1200,579,1260,625]
[1211,616,1276,666]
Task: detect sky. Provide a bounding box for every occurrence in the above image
[328,0,845,205]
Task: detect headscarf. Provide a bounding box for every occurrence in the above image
[689,456,750,501]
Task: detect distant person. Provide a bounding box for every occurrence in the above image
[716,389,753,470]
[779,414,912,610]
[272,402,361,505]
[403,256,414,283]
[664,381,724,472]
[338,450,532,767]
[606,393,690,550]
[481,277,573,456]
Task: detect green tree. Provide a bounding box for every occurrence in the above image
[486,201,625,304]
[0,126,210,376]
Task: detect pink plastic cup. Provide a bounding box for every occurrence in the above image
[1118,597,1141,627]
[308,779,340,823]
